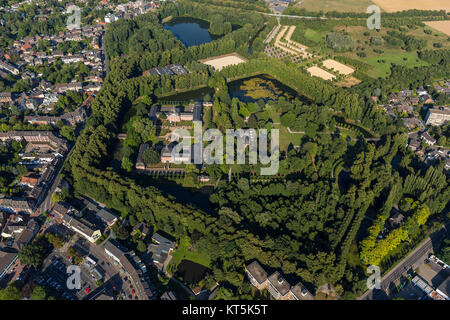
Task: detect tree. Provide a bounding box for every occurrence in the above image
[0,284,22,300]
[30,286,47,300]
[18,240,47,268]
[60,126,76,141]
[137,241,147,253]
[142,148,160,165]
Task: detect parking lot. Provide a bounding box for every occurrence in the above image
[38,256,79,300]
[38,251,100,300]
[396,282,430,300]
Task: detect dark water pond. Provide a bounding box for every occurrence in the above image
[163,17,220,47]
[159,74,309,104]
[176,259,209,284]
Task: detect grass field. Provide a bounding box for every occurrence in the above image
[169,236,211,271]
[295,0,374,13]
[364,53,429,78]
[304,28,322,43]
[328,25,447,78]
[273,123,303,150]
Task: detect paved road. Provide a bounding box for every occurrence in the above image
[360,222,449,300]
[33,144,75,216]
[266,13,328,20]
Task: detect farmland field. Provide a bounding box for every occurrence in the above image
[307,66,336,80]
[294,0,374,13]
[198,53,247,71]
[424,21,450,37]
[322,59,354,75]
[371,0,450,12]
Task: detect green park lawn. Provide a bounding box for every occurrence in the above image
[304,28,323,43]
[364,52,430,78]
[169,236,211,272]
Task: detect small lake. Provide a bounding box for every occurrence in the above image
[159,74,308,104]
[164,17,220,47]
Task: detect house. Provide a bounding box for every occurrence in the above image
[408,139,421,151]
[94,208,117,227]
[409,97,420,105]
[0,198,34,215]
[421,132,437,146]
[198,175,210,183]
[160,291,177,300]
[104,240,127,265]
[12,219,39,251]
[132,222,149,238]
[418,86,428,96]
[0,60,19,75]
[0,92,13,103]
[52,202,76,220]
[424,106,450,126]
[0,249,19,281]
[1,223,25,238]
[61,213,102,243]
[19,173,40,188]
[136,143,149,170]
[401,89,414,97]
[388,212,404,229]
[388,93,400,103]
[148,232,176,270]
[54,82,83,93]
[161,144,174,163]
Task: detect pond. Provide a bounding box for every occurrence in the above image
[159,74,309,104]
[176,259,209,285]
[163,17,220,47]
[228,74,298,103]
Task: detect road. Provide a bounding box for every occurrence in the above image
[266,13,328,20]
[34,31,108,217]
[33,144,75,216]
[359,221,449,300]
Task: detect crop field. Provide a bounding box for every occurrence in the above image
[322,59,354,75]
[424,21,450,37]
[336,76,361,88]
[307,66,336,80]
[371,0,450,12]
[199,53,247,71]
[295,0,374,13]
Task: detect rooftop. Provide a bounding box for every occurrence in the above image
[245,260,268,285]
[268,271,291,296]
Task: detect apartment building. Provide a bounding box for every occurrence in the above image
[245,260,314,300]
[425,106,450,126]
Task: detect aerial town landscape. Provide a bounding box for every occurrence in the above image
[0,0,449,313]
